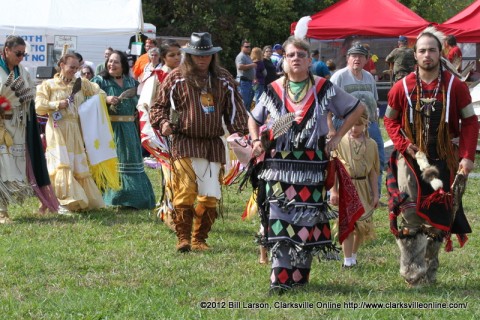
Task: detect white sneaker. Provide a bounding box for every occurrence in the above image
[58,206,73,216]
[0,211,13,224]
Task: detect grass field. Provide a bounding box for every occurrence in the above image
[1,142,479,319]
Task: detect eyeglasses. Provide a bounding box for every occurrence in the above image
[285,51,308,59]
[14,50,28,58]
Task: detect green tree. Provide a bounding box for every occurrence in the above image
[144,0,334,73]
[399,0,475,23]
[143,0,475,74]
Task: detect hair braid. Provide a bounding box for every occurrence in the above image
[436,67,457,174]
[412,65,425,152]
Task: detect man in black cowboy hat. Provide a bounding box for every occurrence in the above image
[151,32,249,252]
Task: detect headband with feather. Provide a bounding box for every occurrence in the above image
[417,26,445,51]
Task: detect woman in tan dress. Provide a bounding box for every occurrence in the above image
[330,117,379,267]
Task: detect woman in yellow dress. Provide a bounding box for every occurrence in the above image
[36,53,106,213]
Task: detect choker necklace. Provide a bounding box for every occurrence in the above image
[114,75,122,79]
[59,74,73,83]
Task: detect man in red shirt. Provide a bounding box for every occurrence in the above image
[384,27,478,287]
[444,35,462,72]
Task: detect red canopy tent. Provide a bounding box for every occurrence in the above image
[437,0,480,43]
[291,0,431,40]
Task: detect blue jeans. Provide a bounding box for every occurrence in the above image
[368,122,385,195]
[238,79,254,110]
[332,118,385,196]
[254,83,265,105]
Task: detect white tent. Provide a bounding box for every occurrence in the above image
[0,0,148,79]
[1,0,143,36]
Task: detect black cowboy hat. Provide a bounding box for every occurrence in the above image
[181,32,222,56]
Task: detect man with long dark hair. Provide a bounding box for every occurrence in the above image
[151,32,249,252]
[384,26,478,286]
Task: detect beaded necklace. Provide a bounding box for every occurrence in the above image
[287,78,311,103]
[196,73,214,114]
[417,70,442,149]
[348,133,367,177]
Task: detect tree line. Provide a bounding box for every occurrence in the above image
[143,0,474,74]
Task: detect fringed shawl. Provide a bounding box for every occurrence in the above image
[261,77,334,151]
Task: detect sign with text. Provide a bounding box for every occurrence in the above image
[0,34,47,70]
[54,35,77,52]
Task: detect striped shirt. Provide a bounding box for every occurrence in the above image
[151,68,249,164]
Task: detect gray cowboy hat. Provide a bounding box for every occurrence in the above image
[181,32,222,56]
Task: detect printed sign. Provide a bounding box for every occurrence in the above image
[54,35,77,52]
[0,34,48,69]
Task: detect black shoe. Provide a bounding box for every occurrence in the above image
[342,263,356,269]
[268,284,291,296]
[291,282,308,293]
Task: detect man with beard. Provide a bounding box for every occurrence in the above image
[384,26,478,286]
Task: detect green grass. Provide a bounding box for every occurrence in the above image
[1,155,480,319]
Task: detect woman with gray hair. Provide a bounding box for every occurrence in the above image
[142,47,161,81]
[137,47,162,95]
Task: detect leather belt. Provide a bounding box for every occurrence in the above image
[110,115,135,122]
[351,176,366,180]
[0,114,13,120]
[239,76,253,82]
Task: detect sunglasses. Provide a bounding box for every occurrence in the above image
[14,50,28,58]
[285,51,308,59]
[243,45,251,48]
[81,72,92,75]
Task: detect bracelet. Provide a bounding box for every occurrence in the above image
[252,138,261,143]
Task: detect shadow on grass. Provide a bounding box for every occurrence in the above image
[12,207,155,226]
[277,275,480,300]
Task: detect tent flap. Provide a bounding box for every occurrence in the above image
[438,0,480,43]
[0,0,143,36]
[292,0,430,40]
